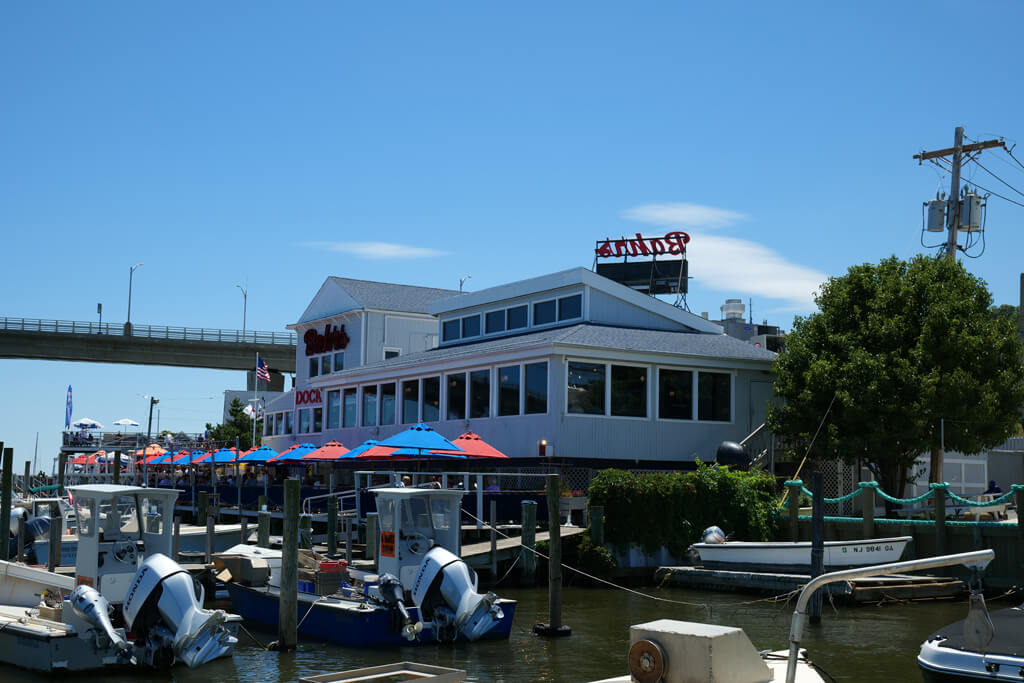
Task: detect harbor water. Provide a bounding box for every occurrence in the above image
[1,583,990,682]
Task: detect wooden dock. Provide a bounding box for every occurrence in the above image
[654,565,965,602]
[462,525,585,570]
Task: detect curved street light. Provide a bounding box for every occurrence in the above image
[236,284,247,333]
[126,263,143,334]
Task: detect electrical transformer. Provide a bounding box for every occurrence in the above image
[925,199,946,232]
[959,191,983,232]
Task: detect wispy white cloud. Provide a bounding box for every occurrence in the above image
[622,202,826,311]
[622,202,748,230]
[304,241,447,260]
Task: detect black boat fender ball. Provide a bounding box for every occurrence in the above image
[715,441,747,468]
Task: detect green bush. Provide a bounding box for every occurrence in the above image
[587,463,778,556]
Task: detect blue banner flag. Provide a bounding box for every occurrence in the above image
[65,385,73,428]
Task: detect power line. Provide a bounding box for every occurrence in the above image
[928,158,1024,209]
[972,158,1024,199]
[1006,146,1024,173]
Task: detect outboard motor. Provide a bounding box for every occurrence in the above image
[122,553,238,669]
[410,546,504,642]
[8,512,50,564]
[70,584,134,662]
[367,573,420,641]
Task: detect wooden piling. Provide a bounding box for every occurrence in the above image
[861,484,875,539]
[258,510,271,548]
[809,472,825,624]
[787,480,802,542]
[198,491,209,526]
[934,485,947,556]
[258,494,268,511]
[533,474,571,637]
[365,513,378,564]
[327,496,338,558]
[240,513,248,545]
[1017,488,1024,570]
[112,451,120,484]
[0,446,11,562]
[520,500,537,585]
[57,453,66,495]
[278,479,299,651]
[344,516,353,564]
[47,501,61,571]
[205,510,215,564]
[489,500,497,576]
[17,515,25,563]
[173,516,181,561]
[589,505,604,545]
[299,514,312,550]
[23,460,30,497]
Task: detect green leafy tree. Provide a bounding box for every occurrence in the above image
[205,398,262,451]
[768,255,1024,498]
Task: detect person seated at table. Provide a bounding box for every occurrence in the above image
[157,474,172,487]
[984,480,1002,494]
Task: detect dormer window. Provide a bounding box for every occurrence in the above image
[442,319,460,342]
[461,315,480,338]
[507,305,528,330]
[533,300,556,325]
[559,294,582,320]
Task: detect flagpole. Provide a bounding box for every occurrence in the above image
[252,353,258,448]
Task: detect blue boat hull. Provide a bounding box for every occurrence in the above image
[225,582,516,646]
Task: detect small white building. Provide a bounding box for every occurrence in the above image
[262,268,777,466]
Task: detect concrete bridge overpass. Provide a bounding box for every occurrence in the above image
[0,316,295,388]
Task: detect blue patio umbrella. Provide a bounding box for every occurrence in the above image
[376,423,464,456]
[341,440,380,459]
[149,452,175,465]
[237,445,280,464]
[268,443,318,463]
[170,450,204,465]
[207,448,239,464]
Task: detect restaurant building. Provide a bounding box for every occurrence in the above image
[261,268,776,467]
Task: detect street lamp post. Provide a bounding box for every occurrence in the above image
[236,284,247,334]
[126,263,143,334]
[143,395,159,486]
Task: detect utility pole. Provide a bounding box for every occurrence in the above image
[914,127,1005,261]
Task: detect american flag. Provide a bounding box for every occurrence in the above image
[256,355,271,383]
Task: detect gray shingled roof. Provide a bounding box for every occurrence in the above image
[330,277,462,314]
[341,323,774,378]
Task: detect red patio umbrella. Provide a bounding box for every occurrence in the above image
[354,444,403,460]
[431,432,509,459]
[301,440,351,461]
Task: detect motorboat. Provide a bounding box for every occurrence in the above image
[918,599,1024,682]
[0,484,240,672]
[218,486,515,646]
[691,534,913,572]
[591,550,995,683]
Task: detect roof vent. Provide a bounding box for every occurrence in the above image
[720,299,745,320]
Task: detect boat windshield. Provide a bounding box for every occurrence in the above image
[141,496,165,534]
[97,496,139,538]
[76,498,97,536]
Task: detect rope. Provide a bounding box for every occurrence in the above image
[460,508,806,611]
[785,481,1023,508]
[296,595,331,631]
[778,394,838,508]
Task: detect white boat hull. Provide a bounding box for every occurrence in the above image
[0,560,75,607]
[693,536,912,572]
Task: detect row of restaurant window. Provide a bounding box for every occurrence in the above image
[308,349,403,379]
[566,362,731,421]
[266,361,731,436]
[266,362,550,435]
[441,293,583,343]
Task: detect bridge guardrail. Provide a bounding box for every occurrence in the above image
[1,316,296,345]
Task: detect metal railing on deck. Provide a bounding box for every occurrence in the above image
[0,316,296,345]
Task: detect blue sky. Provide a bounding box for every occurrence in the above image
[3,2,1024,471]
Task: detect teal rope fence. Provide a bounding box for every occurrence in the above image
[784,480,1024,508]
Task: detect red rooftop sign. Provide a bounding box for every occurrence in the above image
[595,231,690,259]
[304,324,350,356]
